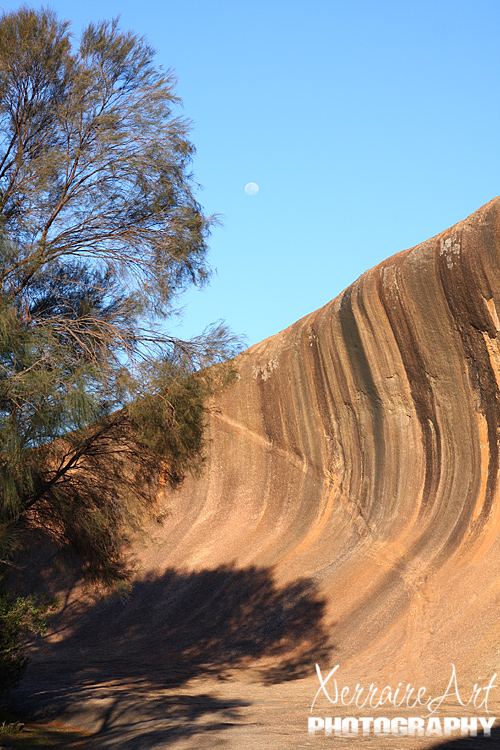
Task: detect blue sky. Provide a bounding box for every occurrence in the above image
[4,0,499,347]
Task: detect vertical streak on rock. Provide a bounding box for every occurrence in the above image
[377,263,441,516]
[437,207,500,537]
[338,285,384,524]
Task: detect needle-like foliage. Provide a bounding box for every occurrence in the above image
[0,7,242,586]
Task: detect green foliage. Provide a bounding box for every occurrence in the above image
[0,589,55,697]
[0,7,243,586]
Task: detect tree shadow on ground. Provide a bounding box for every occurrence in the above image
[85,692,250,749]
[9,564,333,746]
[6,692,249,749]
[35,564,332,687]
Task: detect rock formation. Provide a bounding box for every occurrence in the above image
[17,197,500,747]
[155,197,500,680]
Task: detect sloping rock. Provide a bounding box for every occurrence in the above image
[17,197,500,747]
[153,197,500,682]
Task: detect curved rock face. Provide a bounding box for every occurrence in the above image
[155,197,500,683]
[20,198,500,746]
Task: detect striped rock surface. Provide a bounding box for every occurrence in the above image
[157,197,500,678]
[20,198,500,748]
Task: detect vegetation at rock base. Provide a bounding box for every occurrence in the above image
[0,6,242,695]
[0,591,55,697]
[0,706,91,747]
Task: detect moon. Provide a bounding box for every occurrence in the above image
[244,182,259,196]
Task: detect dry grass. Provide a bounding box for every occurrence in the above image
[0,709,91,749]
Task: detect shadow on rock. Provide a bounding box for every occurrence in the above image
[79,692,250,749]
[11,564,332,723]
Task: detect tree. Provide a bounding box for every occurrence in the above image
[0,7,241,586]
[0,589,55,697]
